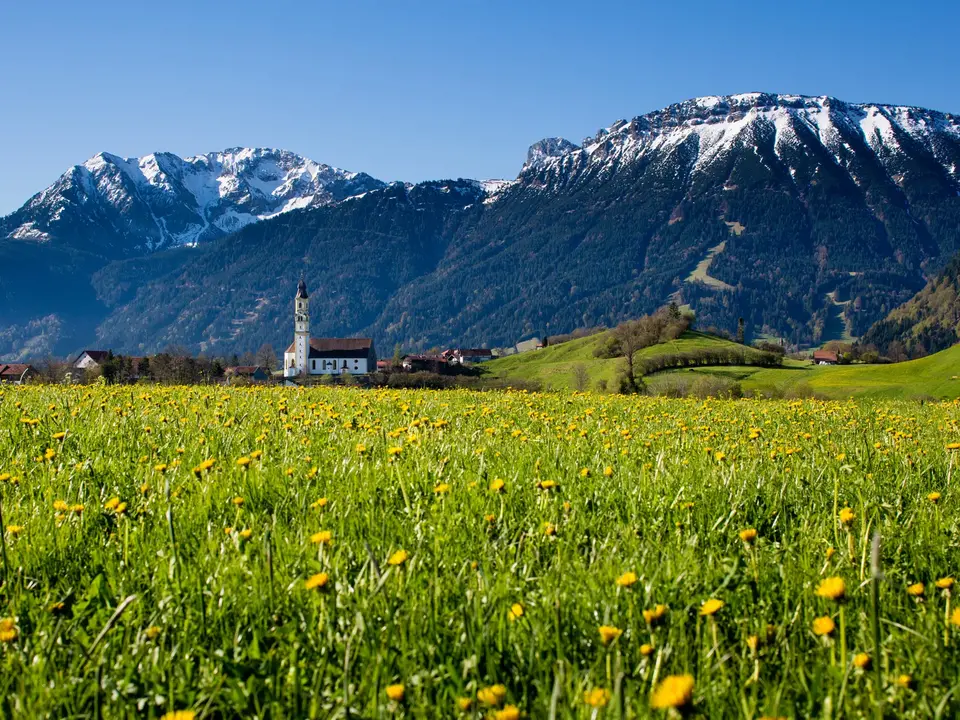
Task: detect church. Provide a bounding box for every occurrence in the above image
[282,279,377,378]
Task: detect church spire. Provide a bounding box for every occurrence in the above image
[296,276,309,299]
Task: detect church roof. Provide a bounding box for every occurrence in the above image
[285,338,374,357]
[296,279,309,299]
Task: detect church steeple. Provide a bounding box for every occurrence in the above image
[294,277,310,376]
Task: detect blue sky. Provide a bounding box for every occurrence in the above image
[1,0,958,214]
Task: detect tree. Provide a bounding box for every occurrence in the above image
[736,317,745,345]
[256,344,278,371]
[572,363,589,392]
[392,344,403,369]
[611,321,646,394]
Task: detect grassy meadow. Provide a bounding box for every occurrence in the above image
[1,385,960,717]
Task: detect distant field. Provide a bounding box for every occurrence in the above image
[487,331,960,399]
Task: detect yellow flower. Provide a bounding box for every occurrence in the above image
[232,496,244,506]
[236,457,251,468]
[385,683,405,702]
[388,549,409,566]
[746,635,760,652]
[896,674,913,689]
[543,523,556,536]
[580,468,590,477]
[250,450,263,460]
[951,608,960,627]
[199,458,216,471]
[537,479,558,490]
[44,448,56,461]
[387,446,402,456]
[812,615,836,636]
[0,618,18,643]
[640,642,654,656]
[478,684,507,706]
[154,463,167,474]
[305,572,329,590]
[493,706,520,720]
[907,582,925,597]
[490,478,505,493]
[739,528,757,544]
[598,625,623,646]
[825,547,836,561]
[928,491,942,503]
[700,598,724,616]
[616,571,638,588]
[839,507,855,526]
[310,530,333,545]
[936,577,955,591]
[650,674,694,710]
[52,431,67,440]
[853,653,871,670]
[457,697,473,711]
[160,712,195,720]
[434,483,451,494]
[643,604,668,626]
[947,443,960,450]
[603,466,614,477]
[238,528,252,540]
[311,497,329,510]
[816,577,846,602]
[508,603,524,622]
[5,525,23,537]
[355,443,367,454]
[583,688,610,708]
[145,625,162,640]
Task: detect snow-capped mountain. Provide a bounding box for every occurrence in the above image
[1,148,385,255]
[518,93,960,192]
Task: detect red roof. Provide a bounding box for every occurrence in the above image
[813,350,839,362]
[455,348,494,356]
[284,338,374,356]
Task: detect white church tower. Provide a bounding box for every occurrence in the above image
[294,278,310,376]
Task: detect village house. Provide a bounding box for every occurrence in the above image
[442,348,495,365]
[0,363,37,384]
[224,366,270,383]
[282,279,377,378]
[73,350,110,370]
[813,350,840,365]
[402,354,448,372]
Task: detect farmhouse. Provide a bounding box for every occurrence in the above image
[813,350,840,365]
[0,363,36,383]
[224,366,270,383]
[73,350,110,370]
[282,279,377,378]
[443,348,495,365]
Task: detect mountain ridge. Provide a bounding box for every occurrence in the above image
[3,92,960,360]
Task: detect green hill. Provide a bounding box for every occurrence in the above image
[485,330,769,391]
[487,330,960,399]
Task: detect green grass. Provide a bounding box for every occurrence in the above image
[1,386,960,717]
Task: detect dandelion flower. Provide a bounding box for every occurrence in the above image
[310,530,333,545]
[388,549,409,566]
[478,684,507,706]
[0,618,17,643]
[951,608,960,627]
[385,684,405,702]
[305,572,329,590]
[643,604,668,625]
[434,483,451,494]
[603,466,614,477]
[5,525,23,537]
[816,577,846,601]
[232,496,244,506]
[598,625,623,646]
[907,582,925,597]
[508,603,524,622]
[853,653,871,670]
[583,688,611,708]
[650,674,694,710]
[739,528,758,544]
[640,642,654,656]
[311,497,328,510]
[936,577,955,591]
[457,697,473,711]
[700,598,724,616]
[812,615,836,636]
[145,626,162,640]
[928,491,942,503]
[839,507,855,526]
[236,457,251,468]
[490,478,505,493]
[616,571,638,588]
[897,674,913,689]
[493,706,520,720]
[160,712,195,720]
